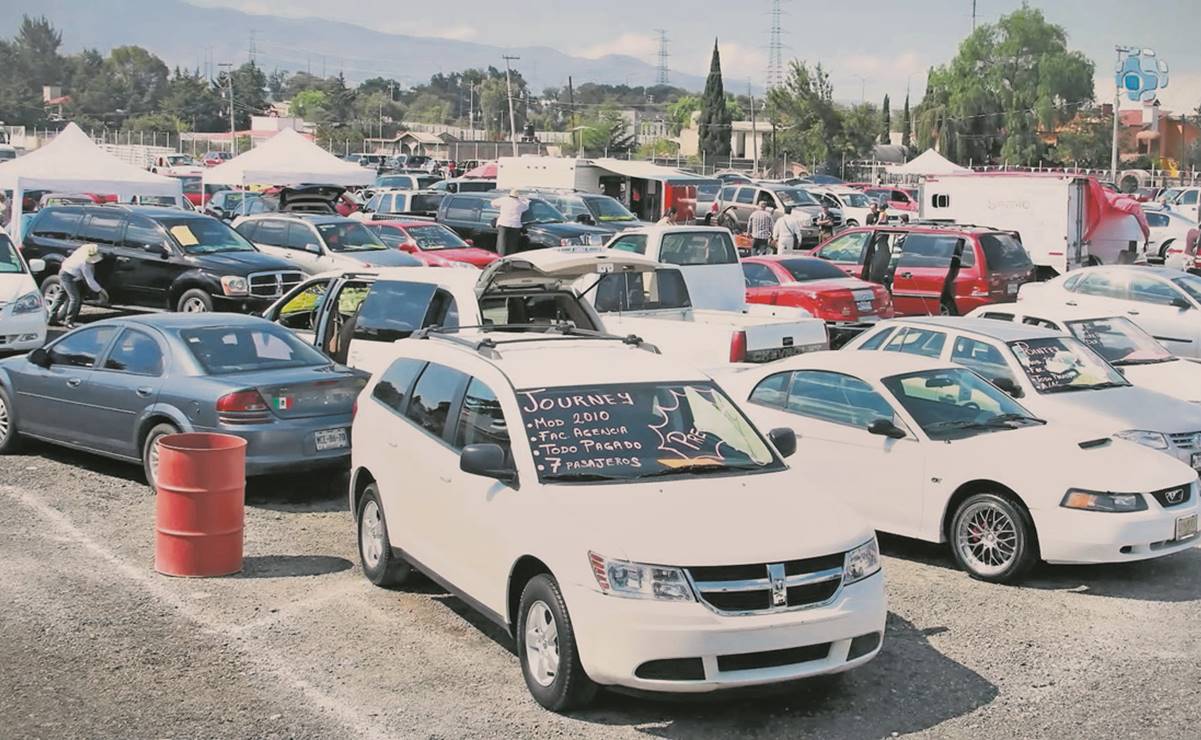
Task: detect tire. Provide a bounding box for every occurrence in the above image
[141,422,179,488]
[176,289,214,313]
[516,573,598,712]
[356,484,411,587]
[1158,240,1173,263]
[845,219,859,227]
[40,275,65,324]
[0,384,21,454]
[939,298,958,316]
[949,492,1038,583]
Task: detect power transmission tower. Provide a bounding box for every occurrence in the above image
[654,29,670,86]
[248,29,257,64]
[971,0,977,31]
[767,0,785,90]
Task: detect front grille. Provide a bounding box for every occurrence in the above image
[248,271,305,298]
[686,553,845,616]
[716,642,831,673]
[1168,431,1201,450]
[1150,484,1192,508]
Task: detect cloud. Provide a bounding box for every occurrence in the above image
[578,33,660,60]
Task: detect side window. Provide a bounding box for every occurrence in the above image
[610,234,648,254]
[818,232,868,263]
[786,371,896,428]
[1127,276,1183,306]
[950,337,1014,384]
[405,363,469,439]
[977,311,1014,321]
[122,219,168,251]
[857,326,895,350]
[735,187,755,204]
[444,196,481,222]
[372,358,426,413]
[742,262,780,287]
[285,222,316,251]
[103,329,164,375]
[453,378,511,454]
[364,194,382,212]
[884,327,947,358]
[353,280,439,342]
[1021,316,1060,330]
[719,186,737,201]
[749,372,789,408]
[1075,272,1126,299]
[77,213,125,247]
[276,280,330,330]
[48,326,119,368]
[425,288,460,330]
[1181,190,1199,205]
[897,234,959,269]
[236,220,258,242]
[251,220,288,246]
[31,210,83,239]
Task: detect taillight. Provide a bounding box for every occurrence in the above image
[729,331,747,363]
[216,389,271,424]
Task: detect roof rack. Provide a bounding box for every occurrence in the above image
[413,322,660,358]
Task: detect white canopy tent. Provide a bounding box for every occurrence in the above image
[0,122,184,243]
[886,148,969,176]
[202,128,376,188]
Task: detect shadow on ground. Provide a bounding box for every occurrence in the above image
[239,554,353,579]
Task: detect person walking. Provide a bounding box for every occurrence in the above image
[771,208,812,252]
[815,207,835,242]
[491,189,529,257]
[55,243,109,329]
[865,200,881,225]
[748,202,775,256]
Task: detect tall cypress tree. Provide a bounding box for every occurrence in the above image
[698,39,731,159]
[901,93,912,150]
[880,93,891,143]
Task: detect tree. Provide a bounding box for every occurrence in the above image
[1053,111,1112,168]
[291,89,329,120]
[105,46,169,117]
[407,92,452,124]
[160,68,224,131]
[698,40,732,160]
[901,93,911,150]
[575,109,636,156]
[230,61,269,128]
[668,95,701,134]
[880,94,891,143]
[840,102,882,164]
[913,6,1094,165]
[766,61,841,172]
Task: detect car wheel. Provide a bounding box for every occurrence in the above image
[950,493,1038,583]
[142,422,179,488]
[845,219,859,227]
[176,289,214,313]
[1158,240,1174,261]
[517,573,598,712]
[356,484,411,587]
[0,385,21,454]
[40,275,65,323]
[939,299,958,316]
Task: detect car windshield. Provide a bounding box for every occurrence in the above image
[584,196,637,222]
[1170,274,1201,304]
[697,182,721,199]
[180,325,330,374]
[840,191,871,208]
[882,368,1040,441]
[1007,337,1128,393]
[0,236,25,273]
[591,269,691,312]
[1064,317,1175,365]
[776,189,818,206]
[779,258,849,281]
[177,177,202,194]
[516,381,779,483]
[404,224,468,249]
[979,233,1033,271]
[316,222,388,252]
[521,200,567,224]
[160,217,256,254]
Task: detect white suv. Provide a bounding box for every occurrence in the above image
[350,330,886,710]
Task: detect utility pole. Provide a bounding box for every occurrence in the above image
[568,76,577,156]
[971,0,977,31]
[218,62,236,155]
[750,85,759,175]
[503,55,521,157]
[468,82,475,133]
[1112,45,1137,182]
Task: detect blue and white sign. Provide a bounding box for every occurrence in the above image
[1115,49,1169,103]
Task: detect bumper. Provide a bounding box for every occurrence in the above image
[1034,500,1200,564]
[566,572,886,693]
[0,310,48,353]
[212,294,279,314]
[199,414,353,476]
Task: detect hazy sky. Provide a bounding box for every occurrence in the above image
[193,0,1200,112]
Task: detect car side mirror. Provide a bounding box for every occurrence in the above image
[992,376,1024,398]
[27,258,45,274]
[867,418,907,439]
[460,443,517,483]
[143,243,167,255]
[305,243,322,254]
[576,214,595,225]
[399,242,417,253]
[465,238,474,246]
[767,427,796,458]
[783,205,793,214]
[1171,297,1191,310]
[29,347,51,368]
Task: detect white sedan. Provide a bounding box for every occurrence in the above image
[0,237,47,353]
[721,351,1199,583]
[1140,205,1197,267]
[967,304,1201,404]
[1017,265,1201,358]
[843,317,1201,471]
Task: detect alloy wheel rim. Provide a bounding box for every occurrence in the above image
[0,394,9,441]
[956,501,1019,576]
[524,600,560,687]
[148,436,161,485]
[360,500,384,569]
[181,297,209,313]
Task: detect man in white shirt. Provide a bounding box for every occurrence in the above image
[491,189,529,256]
[56,243,109,328]
[772,210,814,253]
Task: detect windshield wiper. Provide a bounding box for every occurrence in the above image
[1114,358,1174,366]
[546,472,626,482]
[987,413,1046,426]
[635,462,767,479]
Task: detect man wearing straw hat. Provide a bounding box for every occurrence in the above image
[491,189,529,257]
[55,243,109,329]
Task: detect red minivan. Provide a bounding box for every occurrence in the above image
[808,224,1035,315]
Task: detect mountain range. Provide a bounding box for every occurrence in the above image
[2,0,710,93]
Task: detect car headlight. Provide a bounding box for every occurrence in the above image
[1061,489,1148,513]
[588,552,694,602]
[220,275,249,296]
[10,291,43,314]
[1114,430,1170,450]
[844,538,881,584]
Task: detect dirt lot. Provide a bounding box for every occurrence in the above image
[1,432,1198,739]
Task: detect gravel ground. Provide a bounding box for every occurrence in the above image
[2,308,1198,738]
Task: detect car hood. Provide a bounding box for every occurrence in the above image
[186,250,295,273]
[1027,384,1201,434]
[526,222,613,237]
[0,273,38,303]
[1119,359,1201,403]
[336,250,422,267]
[560,471,874,566]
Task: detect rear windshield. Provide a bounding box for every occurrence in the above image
[779,258,849,281]
[410,194,444,213]
[659,231,738,266]
[979,233,1033,271]
[160,217,256,254]
[592,269,691,312]
[181,325,330,374]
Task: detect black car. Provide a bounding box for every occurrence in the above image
[436,192,612,252]
[22,205,305,314]
[512,189,648,235]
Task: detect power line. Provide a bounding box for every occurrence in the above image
[654,29,670,86]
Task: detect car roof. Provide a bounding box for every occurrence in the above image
[419,331,709,388]
[733,349,957,386]
[312,265,480,290]
[369,219,443,228]
[968,304,1129,325]
[99,312,273,331]
[888,316,1064,341]
[1063,264,1185,281]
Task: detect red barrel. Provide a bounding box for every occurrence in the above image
[154,432,247,577]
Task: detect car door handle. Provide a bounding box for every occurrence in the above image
[899,272,912,279]
[387,440,399,448]
[438,475,452,484]
[135,387,154,397]
[66,378,82,388]
[1065,300,1078,306]
[1127,310,1140,315]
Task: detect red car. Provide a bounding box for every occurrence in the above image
[364,220,499,268]
[808,224,1035,316]
[849,184,919,214]
[202,151,234,167]
[742,255,893,342]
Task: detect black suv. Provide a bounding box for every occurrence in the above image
[436,192,612,252]
[22,205,305,314]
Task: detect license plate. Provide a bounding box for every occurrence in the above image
[1007,283,1019,295]
[314,427,349,451]
[856,300,874,313]
[1175,513,1198,541]
[1191,452,1201,470]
